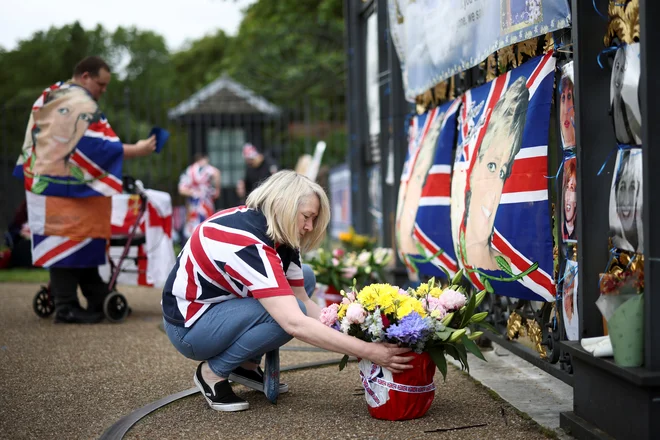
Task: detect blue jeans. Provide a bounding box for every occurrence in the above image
[164,264,317,378]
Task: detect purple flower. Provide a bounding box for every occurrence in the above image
[385,312,429,345]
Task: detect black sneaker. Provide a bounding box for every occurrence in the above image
[54,306,104,324]
[229,366,289,394]
[194,362,249,412]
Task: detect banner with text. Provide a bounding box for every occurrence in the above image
[388,0,571,101]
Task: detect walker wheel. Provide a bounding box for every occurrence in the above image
[103,291,129,323]
[33,286,54,318]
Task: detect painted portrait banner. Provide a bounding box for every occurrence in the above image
[13,82,124,198]
[396,99,460,279]
[450,52,556,302]
[388,0,571,101]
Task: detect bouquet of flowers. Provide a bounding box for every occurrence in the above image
[320,269,488,379]
[319,270,488,420]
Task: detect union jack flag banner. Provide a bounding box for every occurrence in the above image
[396,99,460,280]
[450,52,557,302]
[13,82,124,198]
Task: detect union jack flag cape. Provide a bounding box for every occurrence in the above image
[450,52,556,302]
[14,82,124,268]
[13,82,124,197]
[397,99,460,279]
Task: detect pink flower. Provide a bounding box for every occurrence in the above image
[332,248,345,259]
[341,267,358,279]
[422,297,447,319]
[341,297,351,306]
[332,258,340,266]
[320,303,339,326]
[346,289,356,301]
[398,288,409,296]
[438,289,467,311]
[346,303,367,324]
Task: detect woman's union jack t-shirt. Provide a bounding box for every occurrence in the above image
[162,206,304,327]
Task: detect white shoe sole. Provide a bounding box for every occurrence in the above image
[193,373,250,412]
[228,373,289,394]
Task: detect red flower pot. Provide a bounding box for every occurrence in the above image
[321,284,343,307]
[358,351,436,421]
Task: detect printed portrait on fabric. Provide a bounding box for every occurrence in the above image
[562,259,579,341]
[450,53,556,302]
[610,43,642,146]
[462,76,529,271]
[396,109,445,256]
[31,87,100,177]
[562,156,577,243]
[559,62,576,150]
[396,100,460,279]
[609,148,643,253]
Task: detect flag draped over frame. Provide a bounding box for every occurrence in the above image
[99,190,176,288]
[397,99,460,279]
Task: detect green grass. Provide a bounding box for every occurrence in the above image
[0,268,50,284]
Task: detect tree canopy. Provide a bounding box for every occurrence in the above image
[0,0,347,208]
[0,0,345,106]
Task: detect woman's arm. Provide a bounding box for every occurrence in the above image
[259,295,414,373]
[291,285,322,320]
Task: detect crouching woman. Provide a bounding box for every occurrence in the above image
[162,170,413,411]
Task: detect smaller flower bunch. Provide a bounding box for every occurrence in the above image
[344,247,395,286]
[320,269,490,380]
[338,227,376,252]
[596,250,645,322]
[306,248,355,292]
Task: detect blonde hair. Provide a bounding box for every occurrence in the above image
[246,170,330,253]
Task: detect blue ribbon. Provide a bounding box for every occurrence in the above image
[592,0,608,20]
[598,247,619,287]
[597,144,640,176]
[597,45,621,69]
[545,150,576,196]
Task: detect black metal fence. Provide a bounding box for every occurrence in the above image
[0,86,347,233]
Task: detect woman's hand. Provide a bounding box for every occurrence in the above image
[368,343,415,374]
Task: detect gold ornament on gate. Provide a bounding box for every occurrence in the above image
[604,0,639,46]
[526,319,547,359]
[507,312,523,340]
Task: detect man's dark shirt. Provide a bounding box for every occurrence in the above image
[245,156,278,196]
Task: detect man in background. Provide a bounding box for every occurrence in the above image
[236,143,278,203]
[14,56,156,324]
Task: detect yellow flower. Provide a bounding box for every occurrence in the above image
[415,284,429,297]
[375,286,399,315]
[429,287,443,298]
[338,227,356,243]
[396,296,427,320]
[352,235,370,248]
[338,303,348,319]
[357,285,379,311]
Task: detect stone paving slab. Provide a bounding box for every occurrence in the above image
[0,282,559,440]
